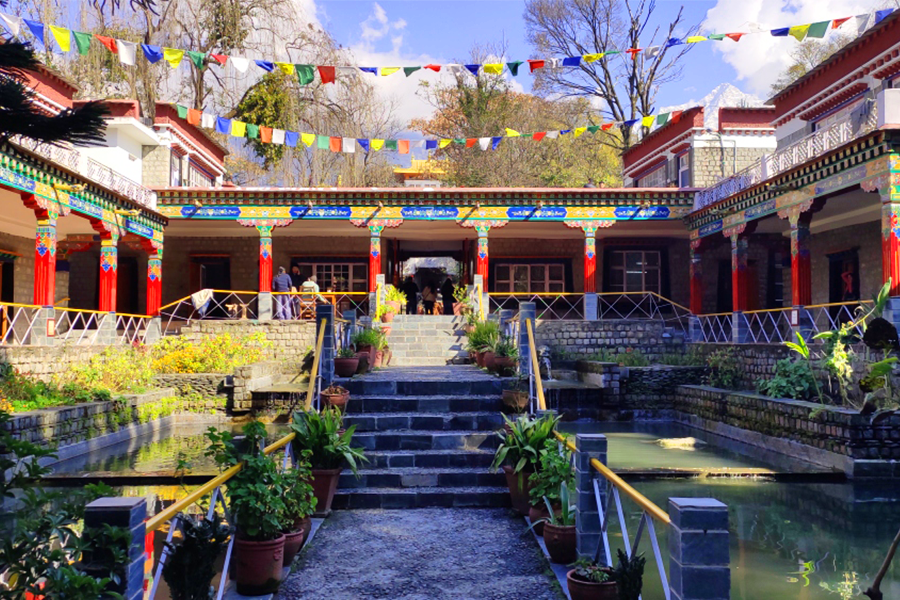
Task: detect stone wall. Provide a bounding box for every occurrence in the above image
[692,146,771,189]
[808,220,882,307]
[153,372,229,398]
[0,344,108,381]
[179,319,316,364]
[621,365,707,408]
[690,342,788,391]
[535,319,686,360]
[0,229,35,304]
[141,144,171,188]
[233,360,293,411]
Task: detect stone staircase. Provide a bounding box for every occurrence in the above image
[332,366,510,509]
[384,315,469,366]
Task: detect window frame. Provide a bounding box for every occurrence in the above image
[294,261,368,293]
[494,262,567,294]
[606,249,663,294]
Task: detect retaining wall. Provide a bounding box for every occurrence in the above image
[0,345,107,381]
[535,319,686,361]
[179,320,316,365]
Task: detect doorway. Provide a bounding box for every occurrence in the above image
[190,256,231,291]
[117,256,138,314]
[716,259,759,312]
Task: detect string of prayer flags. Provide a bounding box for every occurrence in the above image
[49,25,70,52]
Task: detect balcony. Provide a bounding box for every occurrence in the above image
[693,98,880,212]
[12,137,158,211]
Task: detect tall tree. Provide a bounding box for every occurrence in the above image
[523,0,697,150]
[770,34,853,95]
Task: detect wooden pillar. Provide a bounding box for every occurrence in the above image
[584,227,597,294]
[790,213,812,306]
[258,225,273,293]
[731,233,749,312]
[140,239,163,317]
[476,225,489,284]
[99,234,119,312]
[689,242,703,314]
[883,200,900,295]
[368,224,384,293]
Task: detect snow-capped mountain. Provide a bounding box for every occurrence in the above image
[660,83,764,130]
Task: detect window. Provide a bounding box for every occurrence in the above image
[608,251,661,293]
[494,263,565,293]
[169,152,183,186]
[637,164,667,188]
[678,153,691,187]
[188,162,214,187]
[296,262,367,292]
[812,96,865,132]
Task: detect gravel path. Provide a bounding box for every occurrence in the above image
[276,509,563,600]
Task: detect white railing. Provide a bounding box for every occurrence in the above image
[12,136,158,210]
[0,303,154,345]
[159,290,260,333]
[489,293,585,320]
[694,102,879,211]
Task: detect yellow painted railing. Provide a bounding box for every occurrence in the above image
[305,319,327,411]
[524,319,546,412]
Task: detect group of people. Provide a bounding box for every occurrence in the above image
[271,266,325,320]
[401,276,457,315]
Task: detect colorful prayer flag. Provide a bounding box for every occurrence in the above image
[231,120,247,137]
[533,132,547,141]
[246,124,259,140]
[506,61,523,75]
[285,131,299,147]
[789,24,811,41]
[384,140,398,151]
[725,32,745,41]
[832,17,852,28]
[72,31,93,55]
[255,60,274,72]
[140,44,162,63]
[465,64,481,76]
[574,127,587,138]
[483,64,503,75]
[296,64,315,85]
[272,129,285,145]
[0,14,22,37]
[583,53,603,62]
[329,137,341,152]
[465,138,477,148]
[527,59,545,72]
[24,20,44,48]
[175,104,188,119]
[118,40,137,65]
[807,21,830,38]
[260,127,273,143]
[318,66,336,84]
[686,36,707,43]
[215,117,231,134]
[186,50,205,69]
[187,109,201,126]
[357,139,370,152]
[424,64,441,72]
[398,140,410,154]
[95,34,117,54]
[275,62,294,76]
[371,139,385,151]
[163,48,184,68]
[359,67,377,75]
[302,133,316,147]
[562,56,581,66]
[403,66,421,77]
[231,57,250,72]
[505,128,520,137]
[439,139,451,148]
[209,54,228,66]
[381,67,401,76]
[491,137,502,150]
[49,25,70,52]
[342,137,356,153]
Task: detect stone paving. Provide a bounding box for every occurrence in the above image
[276,509,563,600]
[349,365,498,381]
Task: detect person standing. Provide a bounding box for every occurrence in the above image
[272,266,293,319]
[289,265,304,318]
[422,281,437,315]
[441,277,455,315]
[401,276,419,315]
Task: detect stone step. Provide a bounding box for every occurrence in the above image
[345,395,500,414]
[351,430,500,452]
[339,467,505,490]
[388,357,464,367]
[390,315,464,323]
[331,486,510,509]
[361,449,495,470]
[340,377,503,397]
[344,412,503,432]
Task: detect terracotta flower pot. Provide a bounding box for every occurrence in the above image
[371,349,385,369]
[463,324,475,334]
[543,522,577,564]
[529,504,551,537]
[322,390,349,411]
[381,324,393,336]
[386,300,401,314]
[566,569,619,600]
[355,351,370,374]
[282,529,305,566]
[476,351,486,368]
[502,465,533,516]
[468,350,476,363]
[502,389,530,414]
[494,356,516,372]
[384,347,393,366]
[483,351,497,371]
[234,534,285,596]
[294,515,312,546]
[382,311,395,323]
[334,357,359,378]
[453,302,465,316]
[311,467,342,516]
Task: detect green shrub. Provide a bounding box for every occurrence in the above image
[657,349,705,366]
[617,349,650,367]
[705,347,742,390]
[352,327,386,351]
[65,345,154,394]
[466,320,500,353]
[151,332,271,374]
[0,364,113,412]
[756,358,817,400]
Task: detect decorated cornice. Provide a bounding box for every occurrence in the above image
[686,130,897,240]
[0,142,165,243]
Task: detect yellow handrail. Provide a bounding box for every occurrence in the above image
[305,319,327,411]
[554,431,671,526]
[525,319,546,412]
[159,295,192,311]
[146,431,297,532]
[115,312,153,319]
[805,299,874,309]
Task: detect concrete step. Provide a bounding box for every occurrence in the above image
[388,357,465,366]
[331,486,510,509]
[339,467,505,489]
[351,430,500,452]
[361,449,495,470]
[340,377,503,397]
[344,412,503,432]
[345,395,500,414]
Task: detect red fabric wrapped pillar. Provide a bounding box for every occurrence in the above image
[258,225,273,293]
[99,235,118,312]
[689,243,703,314]
[369,225,384,293]
[883,201,900,296]
[147,253,162,316]
[476,226,489,283]
[730,234,749,312]
[34,216,57,307]
[790,214,812,306]
[584,228,597,294]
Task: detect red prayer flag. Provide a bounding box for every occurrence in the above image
[209,54,228,66]
[725,33,745,42]
[94,35,118,54]
[670,110,683,124]
[601,123,614,131]
[318,66,336,84]
[186,109,201,126]
[533,132,547,141]
[424,64,441,72]
[329,136,341,152]
[832,17,852,28]
[464,138,477,148]
[398,140,410,154]
[528,59,545,72]
[260,126,273,143]
[625,48,642,58]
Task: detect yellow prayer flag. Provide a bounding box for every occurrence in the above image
[583,53,604,62]
[641,115,655,128]
[574,127,587,138]
[483,63,504,75]
[163,48,185,68]
[49,25,70,52]
[686,36,707,43]
[789,24,811,41]
[371,139,385,151]
[505,128,520,137]
[439,139,452,148]
[231,120,247,137]
[276,62,295,76]
[381,67,401,76]
[301,133,316,147]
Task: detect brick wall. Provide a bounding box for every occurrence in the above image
[535,319,686,360]
[0,230,35,304]
[142,144,171,188]
[809,220,881,306]
[0,345,108,381]
[179,320,316,364]
[692,146,771,188]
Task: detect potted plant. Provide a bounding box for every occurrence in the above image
[162,513,232,600]
[502,376,530,414]
[491,412,560,515]
[291,408,368,516]
[463,309,479,333]
[335,347,359,378]
[466,320,500,368]
[611,549,646,600]
[567,559,618,600]
[280,452,317,566]
[529,484,576,564]
[207,422,288,596]
[528,439,573,536]
[452,284,470,316]
[352,327,386,370]
[321,384,350,411]
[493,336,519,373]
[376,303,396,324]
[383,285,407,315]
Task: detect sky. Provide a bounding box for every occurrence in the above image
[312,0,892,122]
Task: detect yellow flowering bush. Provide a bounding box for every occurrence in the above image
[65,344,155,394]
[151,332,271,374]
[0,397,12,413]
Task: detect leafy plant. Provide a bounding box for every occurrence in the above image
[452,284,469,303]
[527,484,576,531]
[657,349,705,366]
[65,344,154,393]
[337,346,357,359]
[374,303,395,320]
[151,332,272,374]
[617,348,650,367]
[705,347,741,390]
[281,451,317,526]
[466,320,501,353]
[529,439,573,507]
[784,331,825,403]
[291,408,368,475]
[613,549,646,600]
[0,363,117,412]
[756,358,817,400]
[571,558,613,584]
[322,384,348,396]
[491,412,560,473]
[162,514,232,600]
[352,327,386,351]
[384,285,408,304]
[493,336,519,360]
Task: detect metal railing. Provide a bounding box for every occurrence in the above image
[272,291,369,320]
[305,319,326,411]
[694,101,879,211]
[489,293,585,320]
[159,290,260,332]
[597,292,692,333]
[0,302,153,345]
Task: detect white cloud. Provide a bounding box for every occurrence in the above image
[702,0,885,97]
[359,3,408,48]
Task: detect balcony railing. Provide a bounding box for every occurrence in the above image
[12,136,158,210]
[694,100,880,211]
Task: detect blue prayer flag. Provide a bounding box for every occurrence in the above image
[141,44,163,63]
[491,137,502,150]
[665,38,683,47]
[285,131,298,147]
[465,64,481,76]
[24,19,44,48]
[359,67,377,75]
[560,129,571,135]
[876,8,895,23]
[770,27,789,36]
[562,56,581,66]
[357,139,370,152]
[255,60,275,72]
[425,140,437,150]
[215,117,231,135]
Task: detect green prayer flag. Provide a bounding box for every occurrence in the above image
[807,21,830,39]
[296,64,315,86]
[605,50,620,56]
[656,113,670,126]
[72,31,91,55]
[403,66,421,77]
[453,138,465,145]
[587,125,600,134]
[506,60,523,76]
[175,104,188,119]
[186,50,206,69]
[708,33,726,41]
[384,140,398,151]
[521,133,533,139]
[247,124,259,139]
[317,135,330,149]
